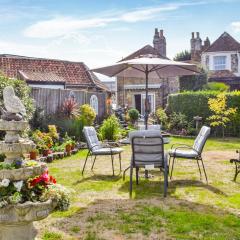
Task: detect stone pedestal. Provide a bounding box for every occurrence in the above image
[0,120,54,240]
[0,222,36,240]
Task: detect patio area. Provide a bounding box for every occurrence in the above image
[36,136,240,240]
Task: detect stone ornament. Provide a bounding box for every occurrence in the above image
[1,86,26,121]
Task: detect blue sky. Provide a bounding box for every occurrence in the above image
[0,0,240,71]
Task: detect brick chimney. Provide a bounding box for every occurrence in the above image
[202,37,210,51]
[153,28,166,57]
[190,32,203,62]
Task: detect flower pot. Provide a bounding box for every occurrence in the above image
[71,144,75,150]
[42,149,49,157]
[29,151,37,160]
[65,144,72,153]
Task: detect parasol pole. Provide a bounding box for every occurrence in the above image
[145,65,149,130]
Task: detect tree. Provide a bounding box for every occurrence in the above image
[207,93,237,138]
[174,50,191,61]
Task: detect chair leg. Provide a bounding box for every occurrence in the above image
[200,158,208,183]
[196,159,202,180]
[170,157,176,180]
[119,153,122,172]
[233,162,240,181]
[123,166,130,180]
[129,165,133,198]
[163,168,168,197]
[136,167,139,185]
[111,154,115,176]
[82,151,90,175]
[91,155,97,170]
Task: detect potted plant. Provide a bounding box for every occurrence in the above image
[71,140,76,150]
[65,140,72,154]
[29,149,39,160]
[41,144,49,157]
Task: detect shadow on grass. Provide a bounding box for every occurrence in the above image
[73,174,122,186]
[118,178,227,199]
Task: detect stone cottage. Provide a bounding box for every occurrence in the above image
[190,32,240,90]
[117,29,179,114]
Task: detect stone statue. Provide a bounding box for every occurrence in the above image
[1,86,26,121]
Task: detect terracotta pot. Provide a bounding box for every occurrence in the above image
[65,144,72,153]
[42,149,49,157]
[30,151,37,160]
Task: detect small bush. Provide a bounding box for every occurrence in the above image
[168,112,188,132]
[203,82,229,92]
[98,115,121,141]
[128,108,139,124]
[79,104,96,126]
[156,108,168,126]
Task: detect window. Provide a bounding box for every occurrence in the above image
[90,95,98,115]
[213,56,226,70]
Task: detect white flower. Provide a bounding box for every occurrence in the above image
[13,181,23,192]
[1,179,10,187]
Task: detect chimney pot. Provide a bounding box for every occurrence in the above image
[155,28,158,34]
[196,32,200,38]
[192,32,195,38]
[160,29,163,37]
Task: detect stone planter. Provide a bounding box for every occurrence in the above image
[0,200,56,240]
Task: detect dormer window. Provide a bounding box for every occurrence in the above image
[213,56,227,70]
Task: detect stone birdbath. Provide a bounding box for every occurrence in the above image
[0,86,56,240]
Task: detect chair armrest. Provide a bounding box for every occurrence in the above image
[171,143,192,150]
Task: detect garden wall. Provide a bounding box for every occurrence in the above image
[31,87,107,119]
[166,91,240,136]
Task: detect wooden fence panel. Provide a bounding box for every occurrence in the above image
[31,87,107,119]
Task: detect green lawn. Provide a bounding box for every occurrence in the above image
[37,137,240,240]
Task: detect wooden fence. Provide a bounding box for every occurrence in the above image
[31,87,107,119]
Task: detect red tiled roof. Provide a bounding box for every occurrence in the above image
[119,45,168,62]
[204,32,240,52]
[18,70,65,83]
[0,54,109,91]
[209,70,236,79]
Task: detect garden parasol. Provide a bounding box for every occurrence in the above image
[92,56,199,129]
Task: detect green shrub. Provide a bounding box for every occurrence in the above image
[203,82,229,92]
[156,108,168,126]
[128,108,139,124]
[98,115,121,141]
[166,91,240,136]
[79,104,96,126]
[168,112,188,132]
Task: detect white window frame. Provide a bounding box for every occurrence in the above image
[90,95,98,115]
[213,56,227,70]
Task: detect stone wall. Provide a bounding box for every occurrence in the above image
[117,76,179,110]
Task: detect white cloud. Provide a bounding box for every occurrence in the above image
[120,4,179,22]
[24,16,118,38]
[231,21,240,32]
[24,2,203,39]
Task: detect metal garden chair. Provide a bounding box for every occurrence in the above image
[128,130,168,197]
[82,126,123,176]
[168,126,210,182]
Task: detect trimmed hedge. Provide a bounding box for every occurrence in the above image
[166,91,240,136]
